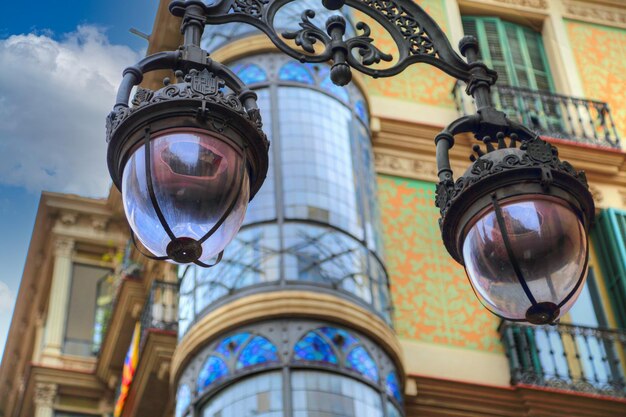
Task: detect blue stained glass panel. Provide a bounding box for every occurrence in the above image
[355,100,368,123]
[386,372,403,404]
[215,333,251,358]
[318,327,359,351]
[232,63,268,84]
[320,76,350,103]
[236,336,279,369]
[346,346,379,383]
[293,331,338,364]
[175,384,191,417]
[305,63,329,79]
[197,356,229,393]
[279,62,315,84]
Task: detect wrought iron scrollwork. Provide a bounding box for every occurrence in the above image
[169,0,495,85]
[282,10,331,54]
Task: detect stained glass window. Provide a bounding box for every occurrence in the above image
[279,62,315,84]
[197,356,229,393]
[236,336,279,369]
[293,331,338,364]
[175,384,191,417]
[318,326,358,351]
[215,332,251,358]
[346,346,379,383]
[231,63,268,84]
[355,100,368,124]
[320,75,350,103]
[386,372,402,404]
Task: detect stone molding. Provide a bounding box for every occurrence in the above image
[480,0,548,8]
[563,0,626,29]
[53,237,75,258]
[170,290,403,387]
[33,383,56,407]
[458,0,549,13]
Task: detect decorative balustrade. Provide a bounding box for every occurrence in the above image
[499,321,626,397]
[178,221,393,338]
[140,280,179,347]
[453,82,621,149]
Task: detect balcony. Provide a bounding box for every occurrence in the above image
[499,321,626,398]
[140,280,179,346]
[96,257,145,387]
[453,82,621,149]
[178,221,393,339]
[120,280,178,417]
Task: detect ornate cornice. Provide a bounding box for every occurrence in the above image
[563,0,626,29]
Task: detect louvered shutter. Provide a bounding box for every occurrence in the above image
[461,17,555,92]
[592,209,626,329]
[462,17,559,129]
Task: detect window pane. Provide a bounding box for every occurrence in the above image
[201,372,283,417]
[64,264,112,356]
[292,371,384,417]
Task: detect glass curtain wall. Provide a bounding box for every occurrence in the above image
[178,53,391,336]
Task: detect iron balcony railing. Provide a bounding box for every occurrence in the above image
[140,280,179,347]
[499,321,626,397]
[453,82,621,149]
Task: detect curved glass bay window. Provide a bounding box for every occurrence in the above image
[178,54,390,336]
[175,321,403,417]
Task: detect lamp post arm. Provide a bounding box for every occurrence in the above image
[113,51,182,109]
[169,0,497,86]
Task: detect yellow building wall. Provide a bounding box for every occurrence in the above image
[565,20,626,138]
[377,175,502,354]
[358,0,456,108]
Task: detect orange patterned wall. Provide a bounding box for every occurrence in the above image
[377,175,502,352]
[566,20,626,139]
[357,0,457,108]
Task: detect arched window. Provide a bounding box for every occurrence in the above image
[236,335,279,369]
[178,321,403,417]
[231,63,267,84]
[386,372,403,404]
[346,345,379,383]
[293,331,339,364]
[278,61,315,84]
[293,326,379,383]
[197,356,229,393]
[215,332,251,358]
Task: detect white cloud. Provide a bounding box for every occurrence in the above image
[0,26,141,196]
[0,281,14,312]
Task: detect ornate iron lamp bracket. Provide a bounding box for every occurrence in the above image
[169,0,497,86]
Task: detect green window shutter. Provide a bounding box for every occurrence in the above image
[461,16,555,92]
[592,209,626,329]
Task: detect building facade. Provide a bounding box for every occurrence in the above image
[2,0,626,416]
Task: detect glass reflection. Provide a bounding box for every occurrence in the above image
[122,129,249,263]
[463,196,588,320]
[292,371,384,417]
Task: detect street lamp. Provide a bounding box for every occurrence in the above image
[106,0,594,324]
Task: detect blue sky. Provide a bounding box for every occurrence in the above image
[0,1,159,357]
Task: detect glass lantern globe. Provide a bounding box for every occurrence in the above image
[121,128,249,264]
[462,195,588,324]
